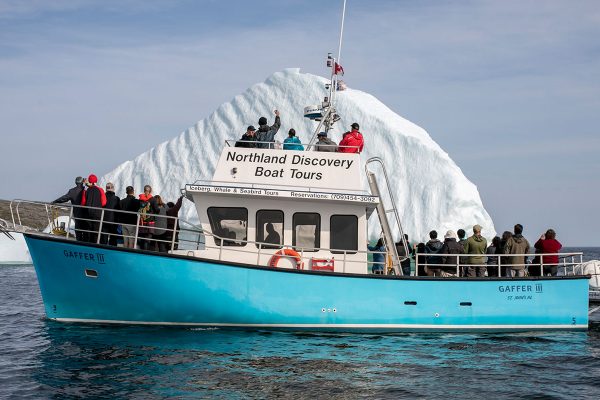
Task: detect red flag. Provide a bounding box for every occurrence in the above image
[334,62,344,76]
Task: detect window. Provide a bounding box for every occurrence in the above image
[256,210,284,249]
[330,215,358,254]
[293,213,320,251]
[207,207,248,246]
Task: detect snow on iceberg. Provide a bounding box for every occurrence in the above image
[102,68,495,241]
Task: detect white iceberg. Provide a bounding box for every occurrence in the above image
[102,69,495,242]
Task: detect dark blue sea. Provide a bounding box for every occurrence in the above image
[1,248,600,399]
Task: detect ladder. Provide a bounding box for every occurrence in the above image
[365,157,410,276]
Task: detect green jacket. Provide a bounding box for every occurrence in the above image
[464,234,488,265]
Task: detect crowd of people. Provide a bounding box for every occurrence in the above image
[383,223,563,277]
[234,111,365,153]
[52,175,184,252]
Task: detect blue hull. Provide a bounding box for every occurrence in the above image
[26,234,590,332]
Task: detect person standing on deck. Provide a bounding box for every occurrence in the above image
[255,110,281,149]
[503,224,531,277]
[464,224,488,277]
[314,132,338,152]
[119,186,140,249]
[235,126,257,148]
[166,195,184,250]
[52,176,88,242]
[534,229,562,276]
[457,228,468,275]
[367,238,386,274]
[100,182,120,246]
[338,122,364,153]
[425,230,443,276]
[486,236,501,277]
[439,230,465,277]
[81,174,106,243]
[283,129,304,151]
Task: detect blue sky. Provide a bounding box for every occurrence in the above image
[1,0,599,245]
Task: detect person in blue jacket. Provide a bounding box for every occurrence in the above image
[368,238,387,274]
[283,129,304,151]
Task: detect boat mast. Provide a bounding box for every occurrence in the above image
[306,0,346,147]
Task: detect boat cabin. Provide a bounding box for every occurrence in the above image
[183,145,381,274]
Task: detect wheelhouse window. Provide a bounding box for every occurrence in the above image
[330,215,358,254]
[207,207,248,247]
[293,213,320,251]
[256,210,283,249]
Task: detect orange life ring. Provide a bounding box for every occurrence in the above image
[269,249,304,270]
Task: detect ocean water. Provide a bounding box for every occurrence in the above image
[1,248,600,399]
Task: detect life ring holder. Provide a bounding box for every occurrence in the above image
[269,249,304,270]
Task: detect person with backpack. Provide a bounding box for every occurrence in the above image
[138,185,158,250]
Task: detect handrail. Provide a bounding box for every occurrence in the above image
[413,252,586,277]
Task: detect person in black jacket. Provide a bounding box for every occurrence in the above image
[166,195,184,250]
[81,174,106,243]
[235,126,257,148]
[52,176,88,242]
[100,182,120,246]
[119,186,141,248]
[439,230,465,277]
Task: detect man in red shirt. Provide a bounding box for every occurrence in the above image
[338,122,364,153]
[534,229,562,276]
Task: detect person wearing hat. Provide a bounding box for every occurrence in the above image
[100,182,120,246]
[464,224,488,277]
[283,128,304,151]
[52,176,88,242]
[314,131,338,152]
[338,122,364,153]
[438,230,465,277]
[81,174,107,243]
[255,109,281,149]
[235,126,257,148]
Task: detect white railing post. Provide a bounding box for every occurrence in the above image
[170,217,177,251]
[456,255,460,276]
[66,206,74,239]
[97,208,105,244]
[134,218,140,249]
[257,243,262,265]
[343,251,347,273]
[219,238,223,261]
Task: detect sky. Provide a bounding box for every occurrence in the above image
[0,0,599,246]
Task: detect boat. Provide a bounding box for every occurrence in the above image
[9,2,596,331]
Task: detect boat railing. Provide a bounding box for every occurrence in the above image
[8,199,383,272]
[413,252,589,277]
[223,139,359,151]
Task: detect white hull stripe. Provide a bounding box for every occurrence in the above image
[53,318,588,330]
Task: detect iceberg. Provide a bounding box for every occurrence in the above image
[102,69,495,241]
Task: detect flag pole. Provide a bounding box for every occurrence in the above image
[337,0,347,65]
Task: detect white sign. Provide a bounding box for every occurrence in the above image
[186,184,378,204]
[211,147,364,191]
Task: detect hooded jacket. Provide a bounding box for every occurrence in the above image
[283,136,304,151]
[464,234,488,264]
[338,129,364,153]
[255,116,281,149]
[440,238,465,273]
[503,234,531,270]
[534,238,562,265]
[425,239,443,266]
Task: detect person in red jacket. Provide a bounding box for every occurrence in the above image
[534,229,562,276]
[338,122,364,153]
[81,174,106,243]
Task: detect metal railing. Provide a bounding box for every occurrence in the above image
[224,139,360,151]
[413,252,587,277]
